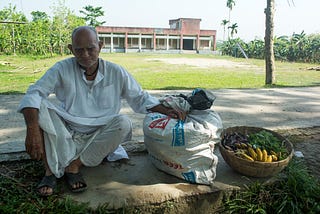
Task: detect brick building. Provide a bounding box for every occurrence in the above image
[96,18,216,53]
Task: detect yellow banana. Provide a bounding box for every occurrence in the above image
[266,155,273,162]
[256,148,263,161]
[262,149,268,162]
[271,154,278,162]
[241,153,254,162]
[248,147,257,160]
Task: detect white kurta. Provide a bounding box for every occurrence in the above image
[18,57,160,127]
[18,57,160,177]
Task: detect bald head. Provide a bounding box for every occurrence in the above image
[68,26,103,70]
[71,26,99,43]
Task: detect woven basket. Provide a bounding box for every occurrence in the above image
[219,126,294,178]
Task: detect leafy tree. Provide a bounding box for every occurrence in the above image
[274,36,289,61]
[228,23,238,39]
[0,8,12,53]
[27,16,51,55]
[307,34,320,63]
[27,11,51,55]
[51,0,68,55]
[221,19,229,41]
[288,31,309,62]
[50,0,86,55]
[31,11,49,22]
[0,4,27,55]
[80,5,106,27]
[220,38,244,57]
[66,14,86,31]
[0,1,87,56]
[220,34,320,63]
[247,39,265,59]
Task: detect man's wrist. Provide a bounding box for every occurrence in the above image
[26,124,41,130]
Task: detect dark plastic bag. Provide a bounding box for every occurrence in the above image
[180,88,216,110]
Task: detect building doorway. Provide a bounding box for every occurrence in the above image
[183,39,194,50]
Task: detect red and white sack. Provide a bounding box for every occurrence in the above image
[143,109,223,185]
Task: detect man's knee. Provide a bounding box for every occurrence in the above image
[116,115,132,133]
[98,114,132,137]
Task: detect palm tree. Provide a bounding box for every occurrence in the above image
[226,0,236,39]
[228,23,238,39]
[221,19,229,41]
[265,0,275,84]
[265,0,295,85]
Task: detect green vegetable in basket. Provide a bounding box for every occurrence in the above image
[248,130,288,160]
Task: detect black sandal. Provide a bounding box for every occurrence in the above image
[37,174,57,197]
[65,172,87,193]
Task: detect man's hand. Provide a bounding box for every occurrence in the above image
[166,108,187,121]
[21,107,44,160]
[25,125,44,160]
[149,104,187,121]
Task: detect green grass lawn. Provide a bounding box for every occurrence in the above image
[0,53,319,94]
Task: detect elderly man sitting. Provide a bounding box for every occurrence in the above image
[18,26,186,196]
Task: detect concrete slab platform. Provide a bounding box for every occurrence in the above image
[66,148,267,210]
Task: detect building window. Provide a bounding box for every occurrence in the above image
[156,38,166,50]
[128,37,139,48]
[113,37,125,48]
[199,40,211,50]
[104,37,111,47]
[141,38,152,49]
[168,39,179,49]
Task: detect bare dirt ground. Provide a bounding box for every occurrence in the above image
[147,58,258,68]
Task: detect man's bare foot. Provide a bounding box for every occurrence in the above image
[65,158,86,191]
[37,159,55,196]
[37,174,56,196]
[65,172,87,192]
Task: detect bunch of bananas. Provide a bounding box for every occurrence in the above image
[234,143,279,162]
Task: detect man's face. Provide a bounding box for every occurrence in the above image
[69,29,102,69]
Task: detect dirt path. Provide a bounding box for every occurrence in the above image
[146,58,258,68]
[278,127,320,179]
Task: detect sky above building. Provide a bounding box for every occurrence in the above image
[1,0,319,41]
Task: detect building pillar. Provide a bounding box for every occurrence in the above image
[166,34,169,50]
[153,33,156,51]
[110,33,114,53]
[196,34,200,51]
[180,34,183,51]
[125,32,128,53]
[212,35,216,51]
[139,33,142,52]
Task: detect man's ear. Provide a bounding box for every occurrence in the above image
[98,41,104,51]
[67,44,73,53]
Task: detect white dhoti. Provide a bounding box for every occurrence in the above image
[38,100,132,178]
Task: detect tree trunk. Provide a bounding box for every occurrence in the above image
[265,0,276,85]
